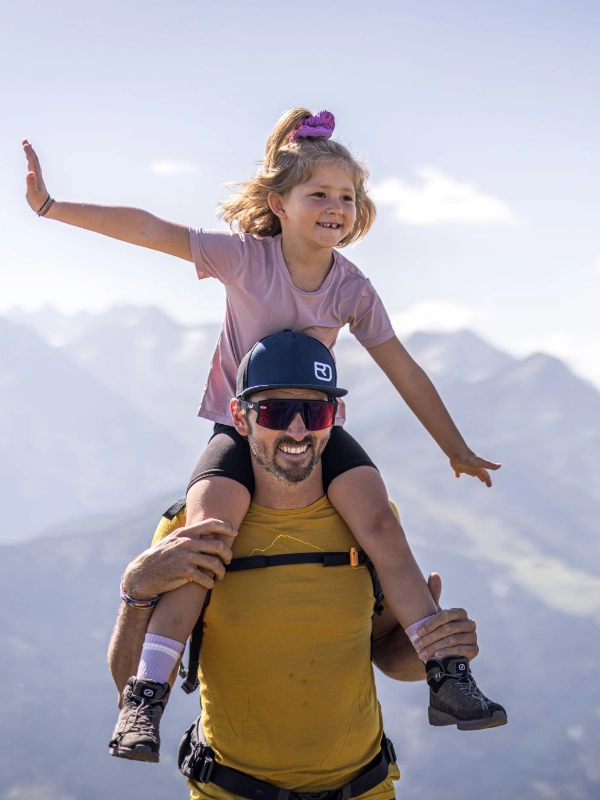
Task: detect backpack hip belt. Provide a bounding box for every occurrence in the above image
[179,720,396,800]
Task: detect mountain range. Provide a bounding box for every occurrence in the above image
[1,305,598,799]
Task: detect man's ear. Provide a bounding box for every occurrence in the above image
[230,398,249,436]
[267,191,286,220]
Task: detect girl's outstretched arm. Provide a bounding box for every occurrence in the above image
[23,140,192,261]
[367,335,501,486]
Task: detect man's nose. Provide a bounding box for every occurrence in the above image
[286,412,309,439]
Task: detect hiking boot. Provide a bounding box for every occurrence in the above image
[426,656,507,731]
[109,677,170,762]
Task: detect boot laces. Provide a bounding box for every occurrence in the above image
[456,672,489,711]
[124,693,162,737]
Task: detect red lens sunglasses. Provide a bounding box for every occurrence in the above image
[240,399,337,431]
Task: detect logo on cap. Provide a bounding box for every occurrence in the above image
[314,362,332,382]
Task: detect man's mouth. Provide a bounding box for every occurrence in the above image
[279,443,310,455]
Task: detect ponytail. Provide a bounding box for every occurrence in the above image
[220,108,376,246]
[263,108,312,170]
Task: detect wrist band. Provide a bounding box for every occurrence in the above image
[37,195,55,217]
[119,581,162,609]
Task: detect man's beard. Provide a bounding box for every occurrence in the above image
[247,427,329,485]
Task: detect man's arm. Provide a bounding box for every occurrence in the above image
[371,573,479,681]
[107,519,234,700]
[108,603,155,699]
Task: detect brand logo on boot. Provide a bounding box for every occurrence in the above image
[458,663,466,671]
[143,688,155,697]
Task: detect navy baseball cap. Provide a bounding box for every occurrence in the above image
[236,330,348,399]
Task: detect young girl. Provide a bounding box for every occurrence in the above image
[24,108,506,761]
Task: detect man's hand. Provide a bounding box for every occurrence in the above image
[449,450,501,488]
[121,518,235,600]
[372,572,479,680]
[412,572,479,662]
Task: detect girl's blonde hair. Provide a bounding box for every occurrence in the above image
[219,108,376,247]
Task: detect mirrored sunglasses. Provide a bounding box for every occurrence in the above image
[240,399,337,431]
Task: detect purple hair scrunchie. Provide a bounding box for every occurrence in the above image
[289,110,336,142]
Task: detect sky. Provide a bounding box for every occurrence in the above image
[1,0,599,387]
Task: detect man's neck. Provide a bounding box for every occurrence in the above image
[251,462,326,510]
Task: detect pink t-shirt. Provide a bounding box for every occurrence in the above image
[191,229,395,425]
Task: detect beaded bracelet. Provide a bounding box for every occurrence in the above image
[37,195,55,217]
[119,581,162,609]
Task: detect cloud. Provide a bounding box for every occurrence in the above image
[150,160,199,176]
[371,167,521,226]
[389,301,492,336]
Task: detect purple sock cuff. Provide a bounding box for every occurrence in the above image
[138,633,185,684]
[145,633,185,652]
[405,614,436,645]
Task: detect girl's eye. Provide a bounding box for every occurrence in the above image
[343,195,355,202]
[312,192,326,198]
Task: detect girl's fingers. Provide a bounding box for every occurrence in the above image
[479,459,501,469]
[24,148,37,174]
[23,141,43,176]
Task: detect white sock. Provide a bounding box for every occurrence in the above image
[138,633,184,684]
[404,614,437,660]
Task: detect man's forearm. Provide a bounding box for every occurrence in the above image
[372,623,425,682]
[107,519,234,704]
[107,602,153,700]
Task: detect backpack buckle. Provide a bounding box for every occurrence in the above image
[385,737,396,765]
[197,751,215,783]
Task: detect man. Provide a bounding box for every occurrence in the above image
[108,331,480,800]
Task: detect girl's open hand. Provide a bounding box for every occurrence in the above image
[449,451,501,487]
[23,140,49,213]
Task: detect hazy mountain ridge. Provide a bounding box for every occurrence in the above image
[0,317,194,543]
[4,306,600,575]
[7,305,219,449]
[1,305,599,798]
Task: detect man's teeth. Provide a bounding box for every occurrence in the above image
[280,444,309,454]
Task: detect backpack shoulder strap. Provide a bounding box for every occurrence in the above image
[180,588,211,694]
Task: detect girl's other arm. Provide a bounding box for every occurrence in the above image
[23,140,192,261]
[367,335,500,486]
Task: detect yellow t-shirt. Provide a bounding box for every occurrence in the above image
[152,497,399,800]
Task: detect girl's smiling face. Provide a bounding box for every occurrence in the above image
[269,162,357,250]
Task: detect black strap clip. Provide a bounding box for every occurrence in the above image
[384,737,396,765]
[197,749,215,783]
[178,664,200,694]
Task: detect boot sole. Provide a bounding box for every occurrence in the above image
[109,744,159,763]
[428,707,508,731]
